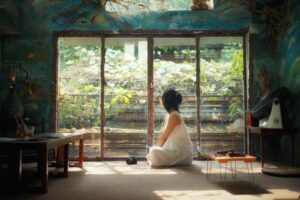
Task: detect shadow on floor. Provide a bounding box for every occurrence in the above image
[215,181,271,195]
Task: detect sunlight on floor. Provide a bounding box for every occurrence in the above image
[154,189,300,200]
[80,162,178,175]
[66,161,299,200]
[266,189,300,199]
[153,190,230,200]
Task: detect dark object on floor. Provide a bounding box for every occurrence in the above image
[215,150,234,156]
[215,150,245,157]
[126,156,137,165]
[228,152,245,157]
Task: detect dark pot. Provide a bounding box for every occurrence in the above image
[1,87,24,119]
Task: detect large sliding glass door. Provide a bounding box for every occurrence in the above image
[199,36,244,153]
[57,37,101,159]
[56,33,246,159]
[153,38,198,156]
[104,38,148,157]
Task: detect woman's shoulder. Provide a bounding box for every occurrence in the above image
[170,110,181,116]
[169,111,182,120]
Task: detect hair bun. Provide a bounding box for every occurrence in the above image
[162,88,182,112]
[175,91,182,105]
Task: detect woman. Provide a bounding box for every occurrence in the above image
[146,89,193,167]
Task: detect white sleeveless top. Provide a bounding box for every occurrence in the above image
[163,111,192,150]
[147,111,193,167]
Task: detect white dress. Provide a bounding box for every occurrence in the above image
[146,111,193,167]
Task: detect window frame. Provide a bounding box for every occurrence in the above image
[52,30,249,160]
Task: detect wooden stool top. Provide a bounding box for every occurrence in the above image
[201,153,256,164]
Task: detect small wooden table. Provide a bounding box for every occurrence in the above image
[202,153,256,183]
[247,127,298,168]
[0,132,85,193]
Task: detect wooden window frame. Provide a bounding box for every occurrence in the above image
[52,29,249,160]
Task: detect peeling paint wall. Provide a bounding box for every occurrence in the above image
[250,0,300,166]
[277,0,300,166]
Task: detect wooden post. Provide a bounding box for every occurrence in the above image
[100,36,106,160]
[63,143,69,177]
[147,36,154,148]
[52,33,58,132]
[196,35,201,158]
[79,138,83,167]
[40,144,48,193]
[244,33,250,154]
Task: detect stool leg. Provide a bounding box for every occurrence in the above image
[219,163,222,180]
[224,162,227,183]
[229,161,234,178]
[250,162,254,184]
[245,162,254,185]
[206,159,209,179]
[219,163,228,184]
[234,160,237,178]
[206,159,208,178]
[206,159,213,179]
[209,160,212,175]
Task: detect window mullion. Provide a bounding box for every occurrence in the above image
[147,36,154,148]
[196,35,201,158]
[100,36,105,160]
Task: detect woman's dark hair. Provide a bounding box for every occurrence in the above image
[161,89,182,112]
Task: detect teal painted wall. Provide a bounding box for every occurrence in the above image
[250,0,300,166]
[277,0,300,166]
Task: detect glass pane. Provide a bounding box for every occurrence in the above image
[199,36,244,153]
[58,37,101,159]
[104,38,148,158]
[153,37,197,156]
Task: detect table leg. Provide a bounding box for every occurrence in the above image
[79,139,83,168]
[229,161,233,178]
[260,134,264,168]
[224,162,227,183]
[39,144,48,193]
[63,143,69,177]
[8,149,22,192]
[247,130,251,155]
[291,134,295,166]
[206,159,213,179]
[245,162,255,184]
[218,163,228,184]
[206,159,209,178]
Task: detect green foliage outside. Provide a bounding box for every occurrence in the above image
[58,41,244,129]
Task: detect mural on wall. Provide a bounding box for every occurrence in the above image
[269,0,300,165]
[49,0,251,30]
[1,0,51,125]
[249,0,293,104]
[51,0,110,26]
[279,0,300,91]
[278,0,300,131]
[0,0,19,34]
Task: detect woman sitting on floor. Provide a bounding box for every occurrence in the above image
[146,88,193,167]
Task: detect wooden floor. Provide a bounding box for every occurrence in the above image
[1,161,300,200]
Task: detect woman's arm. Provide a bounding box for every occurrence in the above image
[157,113,181,147]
